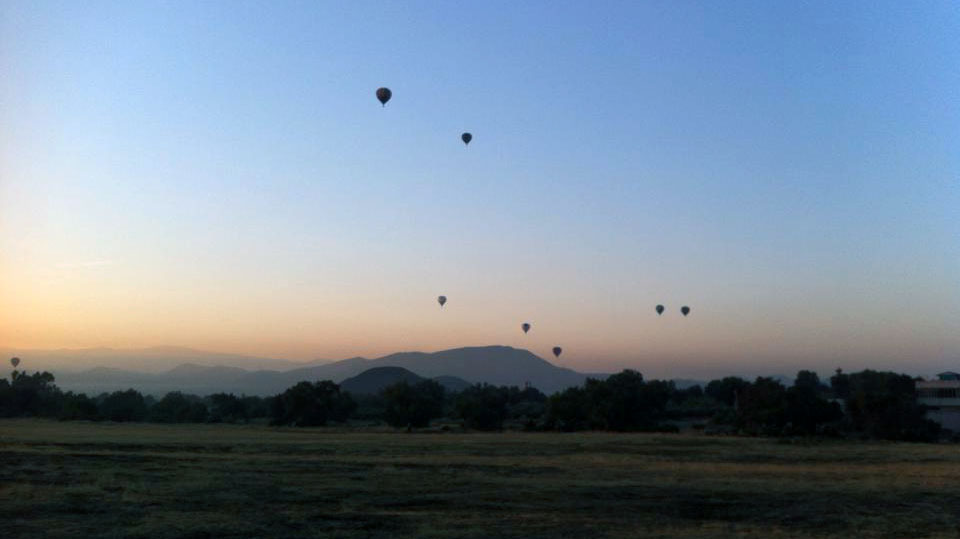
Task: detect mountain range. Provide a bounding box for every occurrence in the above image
[37,345,602,396]
[339,367,472,395]
[0,345,314,373]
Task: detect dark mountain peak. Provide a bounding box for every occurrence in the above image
[431,375,472,393]
[437,345,522,355]
[362,345,584,394]
[377,345,546,364]
[340,366,424,395]
[339,366,476,395]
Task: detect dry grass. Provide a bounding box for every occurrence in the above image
[2,419,960,538]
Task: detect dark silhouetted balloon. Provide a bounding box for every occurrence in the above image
[376,87,392,106]
[656,304,665,316]
[552,347,562,358]
[521,322,531,334]
[681,306,690,317]
[10,357,20,368]
[461,132,472,145]
[437,295,447,308]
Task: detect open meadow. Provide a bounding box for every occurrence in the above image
[2,419,960,538]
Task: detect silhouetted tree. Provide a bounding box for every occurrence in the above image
[546,386,593,431]
[242,396,271,419]
[841,370,939,441]
[546,371,674,431]
[671,384,705,404]
[590,370,672,431]
[0,371,62,417]
[270,381,356,426]
[736,377,788,435]
[151,392,208,423]
[454,384,509,430]
[505,386,547,427]
[350,393,387,421]
[58,391,99,421]
[830,368,851,400]
[793,370,824,394]
[705,376,750,407]
[381,379,445,428]
[665,384,719,419]
[785,371,843,435]
[98,389,149,422]
[208,393,248,423]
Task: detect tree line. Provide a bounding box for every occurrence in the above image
[0,367,943,442]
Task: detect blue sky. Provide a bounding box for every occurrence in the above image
[1,1,958,377]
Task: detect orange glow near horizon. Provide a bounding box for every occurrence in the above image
[1,252,954,378]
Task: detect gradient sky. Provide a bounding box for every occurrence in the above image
[2,1,958,377]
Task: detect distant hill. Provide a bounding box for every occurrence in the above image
[54,363,252,396]
[340,367,474,395]
[237,346,591,395]
[49,346,592,396]
[367,346,588,394]
[1,346,316,373]
[432,375,473,393]
[340,367,424,395]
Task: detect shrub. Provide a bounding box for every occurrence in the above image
[381,379,445,429]
[270,381,355,426]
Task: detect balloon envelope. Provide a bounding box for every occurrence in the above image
[681,306,690,316]
[461,132,472,145]
[656,304,665,315]
[10,357,20,368]
[552,347,562,358]
[437,295,447,307]
[376,87,392,106]
[521,323,531,334]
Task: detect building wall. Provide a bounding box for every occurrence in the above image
[925,408,960,432]
[917,380,960,431]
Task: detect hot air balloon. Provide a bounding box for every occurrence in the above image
[552,347,562,358]
[461,132,472,145]
[681,306,691,317]
[521,322,531,334]
[10,357,20,368]
[376,87,392,106]
[656,305,665,316]
[437,295,447,308]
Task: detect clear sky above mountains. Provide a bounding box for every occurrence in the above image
[1,1,958,377]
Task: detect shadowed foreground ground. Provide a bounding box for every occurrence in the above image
[2,420,960,538]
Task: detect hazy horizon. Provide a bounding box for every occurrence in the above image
[2,342,956,382]
[2,1,958,378]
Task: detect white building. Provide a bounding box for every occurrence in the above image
[916,372,960,431]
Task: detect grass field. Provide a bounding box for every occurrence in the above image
[2,420,960,538]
